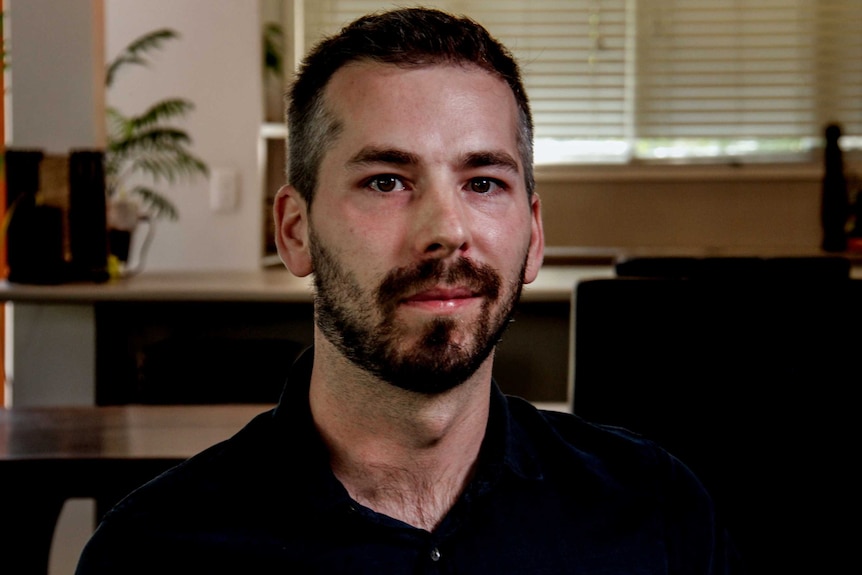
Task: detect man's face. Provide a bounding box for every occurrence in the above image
[299,61,543,393]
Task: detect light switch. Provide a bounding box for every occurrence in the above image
[210,168,240,213]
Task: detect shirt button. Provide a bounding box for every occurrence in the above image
[430,547,441,562]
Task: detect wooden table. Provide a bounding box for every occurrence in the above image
[0,404,273,575]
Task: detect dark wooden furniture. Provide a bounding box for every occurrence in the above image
[0,404,272,575]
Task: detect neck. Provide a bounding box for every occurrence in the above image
[309,338,493,531]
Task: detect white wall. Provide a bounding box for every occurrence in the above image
[7,0,105,152]
[105,0,265,271]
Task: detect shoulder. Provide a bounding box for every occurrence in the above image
[76,409,284,572]
[498,396,742,572]
[504,396,742,570]
[504,396,720,533]
[114,408,281,510]
[506,395,681,480]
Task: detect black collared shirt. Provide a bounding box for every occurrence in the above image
[76,350,741,574]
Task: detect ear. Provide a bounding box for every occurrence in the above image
[523,193,545,284]
[273,185,313,277]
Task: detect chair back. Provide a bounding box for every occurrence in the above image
[573,264,860,573]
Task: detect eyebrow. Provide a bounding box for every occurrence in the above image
[347,147,520,174]
[347,147,420,168]
[461,151,520,174]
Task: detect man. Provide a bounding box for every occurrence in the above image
[77,8,740,574]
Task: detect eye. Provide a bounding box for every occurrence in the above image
[366,175,406,193]
[468,177,505,194]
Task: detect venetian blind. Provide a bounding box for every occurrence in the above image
[301,0,862,162]
[635,0,862,146]
[303,1,628,152]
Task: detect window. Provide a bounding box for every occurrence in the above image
[301,0,862,165]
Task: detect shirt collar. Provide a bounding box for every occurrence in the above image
[270,347,545,513]
[476,381,545,487]
[271,348,354,514]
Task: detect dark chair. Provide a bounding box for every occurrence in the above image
[1,457,183,575]
[572,266,860,574]
[0,405,267,575]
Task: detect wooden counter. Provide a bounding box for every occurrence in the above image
[2,266,612,409]
[0,269,316,303]
[0,265,609,303]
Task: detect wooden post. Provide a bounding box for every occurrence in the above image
[2,0,7,406]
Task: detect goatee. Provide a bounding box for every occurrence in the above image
[310,230,526,394]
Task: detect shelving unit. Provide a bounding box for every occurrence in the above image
[259,122,287,266]
[259,0,302,266]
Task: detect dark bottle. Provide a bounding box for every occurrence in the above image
[68,149,110,282]
[4,149,66,284]
[821,123,849,252]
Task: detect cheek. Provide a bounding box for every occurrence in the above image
[344,214,398,261]
[477,209,533,260]
[312,199,365,245]
[312,206,400,278]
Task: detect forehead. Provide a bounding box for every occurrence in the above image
[321,61,522,164]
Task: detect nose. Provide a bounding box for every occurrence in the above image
[412,185,471,258]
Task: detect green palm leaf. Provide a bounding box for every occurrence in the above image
[109,128,193,156]
[264,22,284,77]
[106,29,179,88]
[106,28,208,220]
[128,151,208,184]
[128,99,196,133]
[129,185,180,221]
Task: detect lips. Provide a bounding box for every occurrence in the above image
[404,286,477,303]
[376,257,502,313]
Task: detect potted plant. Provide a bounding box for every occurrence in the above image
[105,28,209,272]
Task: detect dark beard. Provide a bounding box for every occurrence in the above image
[310,230,526,394]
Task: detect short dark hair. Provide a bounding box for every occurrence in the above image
[286,7,534,206]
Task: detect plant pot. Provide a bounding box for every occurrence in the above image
[107,197,153,277]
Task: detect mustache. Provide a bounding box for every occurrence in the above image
[376,257,502,309]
